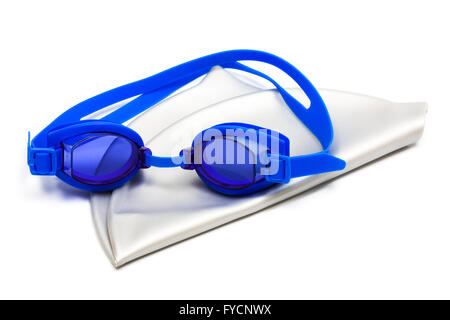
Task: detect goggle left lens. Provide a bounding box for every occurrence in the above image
[65,134,140,186]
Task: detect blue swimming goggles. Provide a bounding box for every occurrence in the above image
[27,50,346,195]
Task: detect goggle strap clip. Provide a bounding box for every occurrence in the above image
[27,132,62,175]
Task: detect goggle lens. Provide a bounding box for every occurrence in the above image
[194,137,263,190]
[67,134,140,186]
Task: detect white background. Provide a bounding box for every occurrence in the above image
[1,0,449,299]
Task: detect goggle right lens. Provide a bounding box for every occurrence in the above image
[194,137,264,190]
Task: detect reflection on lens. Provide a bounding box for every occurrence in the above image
[195,137,262,190]
[70,134,139,186]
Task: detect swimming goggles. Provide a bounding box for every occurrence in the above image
[27,50,346,195]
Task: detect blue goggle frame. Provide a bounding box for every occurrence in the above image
[27,50,346,195]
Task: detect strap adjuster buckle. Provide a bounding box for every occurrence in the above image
[27,133,61,175]
[263,155,291,184]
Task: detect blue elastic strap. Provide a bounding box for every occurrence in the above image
[220,61,330,150]
[33,50,332,146]
[100,67,210,123]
